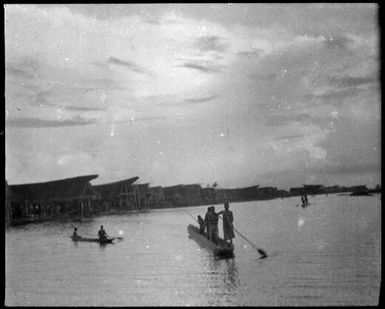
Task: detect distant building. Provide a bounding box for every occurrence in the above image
[290,187,305,196]
[93,176,139,211]
[147,186,165,207]
[181,184,203,206]
[349,185,368,194]
[163,184,184,207]
[303,185,324,195]
[237,185,260,200]
[323,186,340,194]
[132,183,151,209]
[255,187,278,199]
[8,175,99,223]
[201,187,216,204]
[5,181,12,225]
[276,189,290,198]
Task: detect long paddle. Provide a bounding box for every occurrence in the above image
[219,215,268,259]
[184,209,198,223]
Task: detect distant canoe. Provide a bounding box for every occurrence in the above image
[350,191,372,196]
[71,236,114,243]
[187,224,234,258]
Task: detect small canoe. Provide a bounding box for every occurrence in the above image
[71,236,114,243]
[187,224,234,258]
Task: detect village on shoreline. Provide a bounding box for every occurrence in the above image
[5,174,381,227]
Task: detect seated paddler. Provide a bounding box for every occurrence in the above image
[98,225,109,240]
[72,227,81,239]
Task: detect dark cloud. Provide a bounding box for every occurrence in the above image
[161,95,218,106]
[64,105,106,112]
[183,96,218,104]
[329,75,378,88]
[87,77,127,90]
[178,62,224,73]
[323,36,354,50]
[315,162,381,175]
[112,116,169,124]
[265,113,311,126]
[195,36,227,52]
[6,58,40,80]
[28,90,56,108]
[107,56,151,75]
[236,49,264,59]
[144,19,162,25]
[6,66,35,79]
[6,116,97,128]
[247,72,277,81]
[305,87,366,104]
[275,134,304,141]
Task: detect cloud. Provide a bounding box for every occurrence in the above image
[328,75,378,88]
[183,95,218,104]
[275,134,304,141]
[178,62,224,73]
[159,95,218,106]
[247,72,277,81]
[64,105,106,112]
[305,87,367,104]
[106,56,152,75]
[317,162,381,175]
[6,58,40,79]
[323,36,354,50]
[6,116,97,128]
[264,113,312,126]
[236,49,264,59]
[27,90,57,108]
[195,35,227,52]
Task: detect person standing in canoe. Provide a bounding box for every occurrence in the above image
[98,225,109,241]
[209,206,224,245]
[222,202,235,245]
[204,207,212,240]
[197,215,205,235]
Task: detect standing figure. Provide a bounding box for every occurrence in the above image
[222,202,235,245]
[204,207,212,240]
[197,215,205,235]
[209,206,223,245]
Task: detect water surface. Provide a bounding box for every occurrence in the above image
[5,194,381,306]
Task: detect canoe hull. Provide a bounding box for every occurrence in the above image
[71,236,114,243]
[187,224,234,258]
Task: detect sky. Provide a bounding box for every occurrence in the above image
[5,4,381,189]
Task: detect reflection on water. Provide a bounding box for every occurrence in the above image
[223,259,239,292]
[5,194,381,306]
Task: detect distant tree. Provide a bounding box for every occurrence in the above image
[213,182,218,189]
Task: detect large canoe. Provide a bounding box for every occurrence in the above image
[187,224,234,258]
[71,236,114,243]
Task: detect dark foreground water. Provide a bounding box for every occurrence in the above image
[5,194,381,306]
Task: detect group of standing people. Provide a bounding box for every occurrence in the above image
[197,202,235,246]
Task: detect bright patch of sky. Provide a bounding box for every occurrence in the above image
[5,4,380,188]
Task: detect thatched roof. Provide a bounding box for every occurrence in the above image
[8,175,98,202]
[92,177,139,199]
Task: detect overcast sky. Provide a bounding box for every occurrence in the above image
[5,4,380,189]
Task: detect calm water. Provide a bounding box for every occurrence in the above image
[5,194,381,306]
